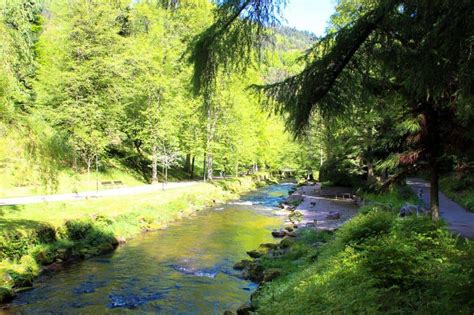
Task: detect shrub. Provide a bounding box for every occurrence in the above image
[0,232,30,261]
[64,220,93,241]
[34,223,56,244]
[337,210,394,245]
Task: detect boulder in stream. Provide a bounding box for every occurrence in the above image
[233,259,252,270]
[271,229,286,238]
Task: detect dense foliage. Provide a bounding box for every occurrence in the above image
[190,0,474,219]
[253,189,474,314]
[0,0,313,192]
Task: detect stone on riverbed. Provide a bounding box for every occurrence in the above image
[247,249,265,259]
[242,263,265,282]
[237,301,255,315]
[279,237,295,248]
[247,243,277,258]
[326,211,341,220]
[0,287,15,304]
[272,229,286,237]
[233,259,252,270]
[263,268,282,282]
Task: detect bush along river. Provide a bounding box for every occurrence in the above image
[2,184,294,314]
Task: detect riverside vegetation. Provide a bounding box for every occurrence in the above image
[238,186,474,314]
[0,175,274,303]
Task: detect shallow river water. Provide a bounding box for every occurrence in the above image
[4,184,293,314]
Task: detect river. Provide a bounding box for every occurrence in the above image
[4,184,293,314]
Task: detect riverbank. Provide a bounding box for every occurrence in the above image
[236,185,474,314]
[0,175,274,304]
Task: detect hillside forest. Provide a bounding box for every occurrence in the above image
[0,0,316,196]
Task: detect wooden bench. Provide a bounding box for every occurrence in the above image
[101,180,123,188]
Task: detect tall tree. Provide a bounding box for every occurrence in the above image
[189,0,474,219]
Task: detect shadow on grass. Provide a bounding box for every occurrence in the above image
[0,217,44,233]
[0,204,24,217]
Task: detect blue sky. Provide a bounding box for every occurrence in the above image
[282,0,336,36]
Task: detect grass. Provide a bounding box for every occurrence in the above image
[0,163,146,198]
[0,183,224,232]
[440,174,474,213]
[250,186,474,314]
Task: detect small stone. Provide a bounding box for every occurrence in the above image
[0,287,15,303]
[272,229,286,238]
[246,249,264,259]
[279,237,295,248]
[326,211,341,220]
[263,268,282,282]
[242,263,265,283]
[233,260,252,270]
[260,243,278,250]
[237,302,255,315]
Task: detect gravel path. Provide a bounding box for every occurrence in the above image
[292,184,358,231]
[0,181,199,206]
[407,178,474,239]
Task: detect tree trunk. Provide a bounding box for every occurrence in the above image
[430,159,440,220]
[207,153,213,181]
[191,156,195,179]
[184,153,191,172]
[151,145,158,184]
[86,157,92,183]
[367,160,375,183]
[203,152,207,181]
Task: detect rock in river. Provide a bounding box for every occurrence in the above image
[271,229,286,238]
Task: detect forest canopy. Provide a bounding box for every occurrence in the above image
[0,0,317,191]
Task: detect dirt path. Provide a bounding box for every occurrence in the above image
[0,181,199,206]
[407,178,474,239]
[291,184,358,230]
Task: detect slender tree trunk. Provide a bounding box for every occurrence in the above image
[207,153,213,181]
[191,156,195,179]
[86,157,92,183]
[320,146,324,167]
[367,160,375,183]
[430,158,440,220]
[151,145,158,184]
[424,105,441,220]
[184,153,191,172]
[203,152,207,181]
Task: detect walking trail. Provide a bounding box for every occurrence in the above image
[0,181,198,206]
[407,178,474,239]
[290,184,358,230]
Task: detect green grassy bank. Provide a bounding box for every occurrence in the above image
[0,175,272,303]
[246,187,474,314]
[440,174,474,213]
